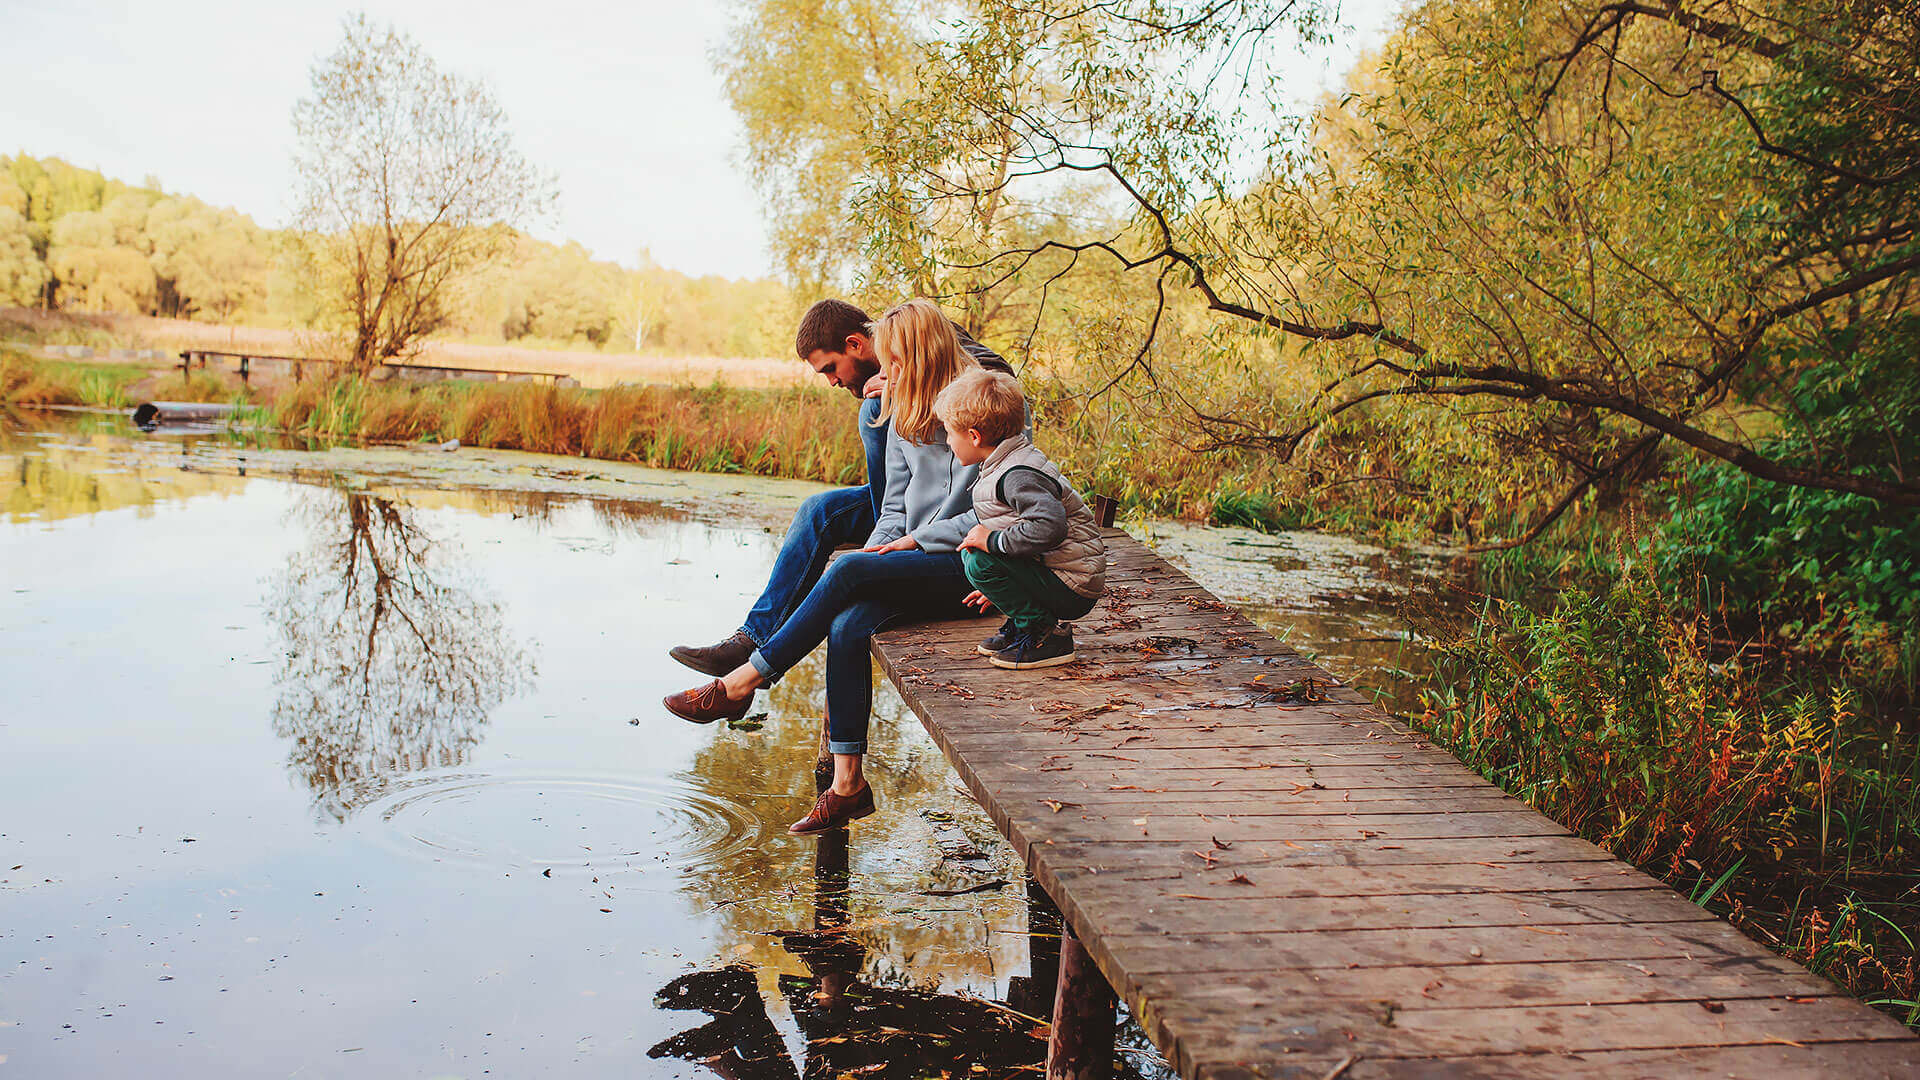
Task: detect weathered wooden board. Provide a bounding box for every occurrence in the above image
[871,528,1916,1077]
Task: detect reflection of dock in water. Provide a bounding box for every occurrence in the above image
[651,826,1104,1080]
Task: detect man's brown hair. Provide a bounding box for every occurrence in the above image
[795,299,874,358]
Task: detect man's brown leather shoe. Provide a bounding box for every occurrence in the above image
[663,679,754,725]
[788,784,875,834]
[668,631,756,677]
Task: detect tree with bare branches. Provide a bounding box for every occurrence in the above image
[290,14,551,370]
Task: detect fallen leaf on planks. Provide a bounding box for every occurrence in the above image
[1211,836,1234,850]
[1520,926,1569,936]
[1042,799,1080,813]
[1193,850,1218,867]
[1228,873,1255,885]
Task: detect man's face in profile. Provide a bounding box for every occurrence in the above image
[805,334,880,398]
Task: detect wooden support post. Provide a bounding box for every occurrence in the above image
[1046,926,1115,1080]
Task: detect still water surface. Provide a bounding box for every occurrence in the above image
[1,414,1447,1077]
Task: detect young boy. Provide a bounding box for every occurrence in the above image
[935,369,1107,669]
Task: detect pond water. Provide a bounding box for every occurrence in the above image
[0,413,1450,1077]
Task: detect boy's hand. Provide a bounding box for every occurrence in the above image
[861,534,919,553]
[962,590,995,613]
[958,524,991,552]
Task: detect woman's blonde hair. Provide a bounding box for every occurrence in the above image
[870,298,976,444]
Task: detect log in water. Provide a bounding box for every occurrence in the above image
[132,400,239,428]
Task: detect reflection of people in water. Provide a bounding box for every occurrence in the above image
[651,832,1055,1080]
[266,489,536,819]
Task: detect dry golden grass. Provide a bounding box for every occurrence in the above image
[0,308,806,390]
[269,376,868,486]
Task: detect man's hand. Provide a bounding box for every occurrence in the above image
[862,372,887,398]
[860,534,919,554]
[961,590,995,614]
[957,524,992,552]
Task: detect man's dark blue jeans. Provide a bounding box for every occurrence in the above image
[747,549,972,755]
[739,397,888,648]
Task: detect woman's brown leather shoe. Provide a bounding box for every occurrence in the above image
[788,784,876,834]
[662,679,754,725]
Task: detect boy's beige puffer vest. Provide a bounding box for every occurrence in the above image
[971,436,1107,598]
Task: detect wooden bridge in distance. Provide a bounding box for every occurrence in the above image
[871,529,1918,1079]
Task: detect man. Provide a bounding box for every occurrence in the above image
[667,299,1011,680]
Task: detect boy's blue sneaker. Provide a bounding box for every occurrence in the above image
[990,625,1076,670]
[977,618,1020,656]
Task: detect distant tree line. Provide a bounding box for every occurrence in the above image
[0,153,797,357]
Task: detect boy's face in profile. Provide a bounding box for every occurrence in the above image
[945,424,992,466]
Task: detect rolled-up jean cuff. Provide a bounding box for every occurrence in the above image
[740,625,765,648]
[827,740,866,755]
[748,648,780,683]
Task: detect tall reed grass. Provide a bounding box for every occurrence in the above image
[0,349,151,408]
[265,376,870,485]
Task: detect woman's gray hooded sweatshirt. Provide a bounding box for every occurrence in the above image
[864,336,1016,552]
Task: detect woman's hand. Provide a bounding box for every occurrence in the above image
[861,534,919,554]
[862,372,887,398]
[957,524,991,552]
[961,590,995,613]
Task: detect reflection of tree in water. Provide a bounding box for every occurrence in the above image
[268,489,536,820]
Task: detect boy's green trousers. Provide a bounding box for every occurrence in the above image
[962,549,1097,631]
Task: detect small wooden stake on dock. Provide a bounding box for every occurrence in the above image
[1047,926,1115,1080]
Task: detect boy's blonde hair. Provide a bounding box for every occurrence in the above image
[870,298,976,444]
[933,368,1025,444]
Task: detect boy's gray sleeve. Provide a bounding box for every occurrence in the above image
[987,470,1068,556]
[865,430,911,546]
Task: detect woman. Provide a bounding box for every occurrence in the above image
[663,299,990,834]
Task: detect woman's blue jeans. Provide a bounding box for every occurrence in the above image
[749,549,971,755]
[738,397,889,647]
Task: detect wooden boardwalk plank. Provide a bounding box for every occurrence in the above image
[871,529,1915,1077]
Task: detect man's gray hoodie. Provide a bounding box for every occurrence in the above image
[864,334,1015,552]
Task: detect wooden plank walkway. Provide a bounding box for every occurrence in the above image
[872,529,1919,1079]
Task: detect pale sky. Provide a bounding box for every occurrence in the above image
[0,0,1398,281]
